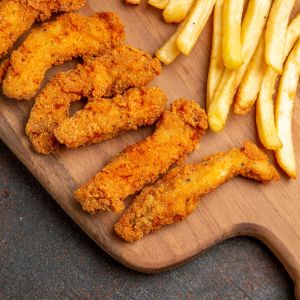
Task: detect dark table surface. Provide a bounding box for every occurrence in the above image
[0,140,295,300]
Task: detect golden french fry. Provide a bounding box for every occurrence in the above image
[208,0,272,132]
[222,0,244,69]
[163,0,194,23]
[265,0,295,73]
[275,39,300,178]
[256,68,282,150]
[148,0,169,9]
[155,23,184,64]
[234,37,265,114]
[176,0,216,56]
[206,0,224,109]
[256,13,300,150]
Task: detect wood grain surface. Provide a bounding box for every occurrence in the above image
[0,0,299,297]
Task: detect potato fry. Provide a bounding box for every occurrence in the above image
[208,0,272,132]
[206,0,224,109]
[256,13,300,150]
[222,0,244,69]
[148,0,169,9]
[176,0,216,55]
[265,0,295,73]
[163,0,194,23]
[275,39,300,178]
[234,37,265,114]
[155,23,183,64]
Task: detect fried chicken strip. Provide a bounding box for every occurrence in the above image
[115,141,280,242]
[75,99,208,214]
[25,45,161,154]
[0,0,85,59]
[54,87,167,148]
[3,12,125,100]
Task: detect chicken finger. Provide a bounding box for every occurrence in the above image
[3,12,125,100]
[115,141,280,242]
[0,0,85,59]
[75,99,208,213]
[54,87,167,148]
[26,45,161,154]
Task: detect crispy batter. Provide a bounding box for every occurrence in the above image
[75,99,208,214]
[54,87,167,148]
[23,0,86,21]
[3,12,125,100]
[0,0,85,58]
[25,45,161,154]
[115,141,280,242]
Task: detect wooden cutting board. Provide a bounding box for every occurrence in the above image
[0,0,299,296]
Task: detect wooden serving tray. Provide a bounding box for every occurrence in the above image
[0,1,299,296]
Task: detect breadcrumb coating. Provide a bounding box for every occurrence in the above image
[114,141,280,242]
[23,0,86,21]
[3,12,125,99]
[75,99,208,214]
[54,87,167,148]
[0,0,85,58]
[25,45,161,154]
[0,59,10,85]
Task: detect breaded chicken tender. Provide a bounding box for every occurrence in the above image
[75,99,208,214]
[115,141,280,242]
[3,12,125,100]
[0,0,85,58]
[54,87,167,148]
[26,45,161,154]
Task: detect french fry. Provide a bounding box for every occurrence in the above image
[234,37,265,114]
[256,13,300,150]
[163,0,194,23]
[148,0,169,9]
[155,23,183,64]
[206,0,224,109]
[176,0,216,56]
[265,0,295,73]
[275,38,300,178]
[222,0,244,69]
[208,0,272,132]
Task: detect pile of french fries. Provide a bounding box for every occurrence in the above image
[207,0,300,179]
[151,0,300,179]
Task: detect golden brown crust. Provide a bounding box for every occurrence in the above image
[75,99,208,214]
[25,45,161,154]
[0,0,38,58]
[0,0,86,58]
[0,59,10,85]
[3,12,125,100]
[54,87,167,148]
[114,141,280,242]
[23,0,86,21]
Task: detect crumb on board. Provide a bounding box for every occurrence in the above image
[125,0,140,5]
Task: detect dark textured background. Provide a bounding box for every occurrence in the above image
[0,140,295,299]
